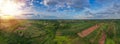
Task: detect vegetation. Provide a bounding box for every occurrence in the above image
[0,19,120,44]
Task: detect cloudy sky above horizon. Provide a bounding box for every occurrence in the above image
[1,0,120,19]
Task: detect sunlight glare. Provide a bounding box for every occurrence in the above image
[0,0,25,19]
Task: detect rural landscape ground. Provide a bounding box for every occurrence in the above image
[0,19,120,44]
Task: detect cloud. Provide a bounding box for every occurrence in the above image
[72,0,120,19]
[13,0,120,19]
[26,0,120,19]
[42,0,90,11]
[93,1,120,19]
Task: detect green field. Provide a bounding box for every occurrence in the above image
[0,19,120,44]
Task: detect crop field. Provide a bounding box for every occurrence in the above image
[0,19,120,44]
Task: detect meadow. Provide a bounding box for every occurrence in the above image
[0,19,120,44]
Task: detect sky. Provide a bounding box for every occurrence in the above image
[1,0,120,19]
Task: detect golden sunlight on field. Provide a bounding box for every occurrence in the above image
[0,19,26,32]
[0,16,14,19]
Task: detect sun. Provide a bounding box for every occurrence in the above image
[0,0,25,19]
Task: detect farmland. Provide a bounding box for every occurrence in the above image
[0,19,120,44]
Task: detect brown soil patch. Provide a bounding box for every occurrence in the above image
[99,32,106,44]
[77,24,99,38]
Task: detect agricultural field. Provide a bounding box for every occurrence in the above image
[0,19,120,44]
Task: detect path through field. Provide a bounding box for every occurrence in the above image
[77,24,107,44]
[99,32,106,44]
[77,24,100,38]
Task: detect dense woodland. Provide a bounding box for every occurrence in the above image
[0,19,120,44]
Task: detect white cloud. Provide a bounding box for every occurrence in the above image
[42,0,89,9]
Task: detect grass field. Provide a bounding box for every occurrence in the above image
[0,19,120,44]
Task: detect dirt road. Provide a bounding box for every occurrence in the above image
[99,32,106,44]
[77,24,100,38]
